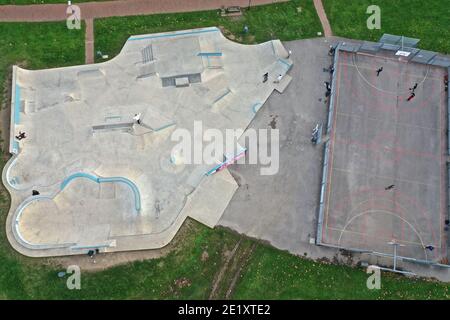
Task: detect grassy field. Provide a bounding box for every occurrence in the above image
[94,0,323,61]
[234,244,450,299]
[323,0,450,54]
[0,3,450,299]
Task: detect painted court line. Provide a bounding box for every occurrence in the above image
[335,111,440,131]
[327,226,432,247]
[350,54,432,95]
[322,50,446,261]
[356,51,410,63]
[332,167,439,188]
[328,187,439,249]
[336,209,429,259]
[339,62,442,81]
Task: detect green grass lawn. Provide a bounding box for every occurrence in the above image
[94,0,323,61]
[323,0,450,54]
[234,244,450,299]
[0,22,84,107]
[0,4,450,299]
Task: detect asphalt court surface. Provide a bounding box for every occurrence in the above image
[321,50,448,263]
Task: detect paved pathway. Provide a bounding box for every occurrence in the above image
[313,0,332,37]
[0,0,284,21]
[0,0,333,61]
[84,18,94,64]
[0,0,287,64]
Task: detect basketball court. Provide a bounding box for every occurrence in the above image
[319,49,448,264]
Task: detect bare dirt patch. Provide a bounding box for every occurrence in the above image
[209,238,242,299]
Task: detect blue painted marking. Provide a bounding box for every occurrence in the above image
[278,58,292,70]
[252,102,262,114]
[61,172,99,189]
[205,149,247,176]
[12,140,19,153]
[205,163,222,176]
[128,28,219,42]
[61,173,141,211]
[14,84,21,124]
[198,52,223,57]
[71,244,110,250]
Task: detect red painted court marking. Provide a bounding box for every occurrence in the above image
[338,197,412,232]
[334,135,440,165]
[326,53,442,260]
[329,187,438,245]
[326,226,429,248]
[324,51,446,261]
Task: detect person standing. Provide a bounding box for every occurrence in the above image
[409,83,418,92]
[376,67,383,76]
[274,74,283,83]
[133,113,142,125]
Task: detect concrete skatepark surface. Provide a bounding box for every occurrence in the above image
[3,27,293,257]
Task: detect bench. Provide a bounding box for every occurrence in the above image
[220,6,242,17]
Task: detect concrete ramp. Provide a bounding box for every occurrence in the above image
[142,114,175,132]
[272,39,290,58]
[77,68,105,80]
[154,37,204,77]
[137,62,156,79]
[275,74,292,93]
[185,169,238,228]
[141,45,154,63]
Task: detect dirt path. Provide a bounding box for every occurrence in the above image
[0,0,286,21]
[208,236,257,300]
[313,0,332,37]
[224,242,256,299]
[209,238,242,299]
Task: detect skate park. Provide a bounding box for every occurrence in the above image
[3,27,293,257]
[4,25,450,279]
